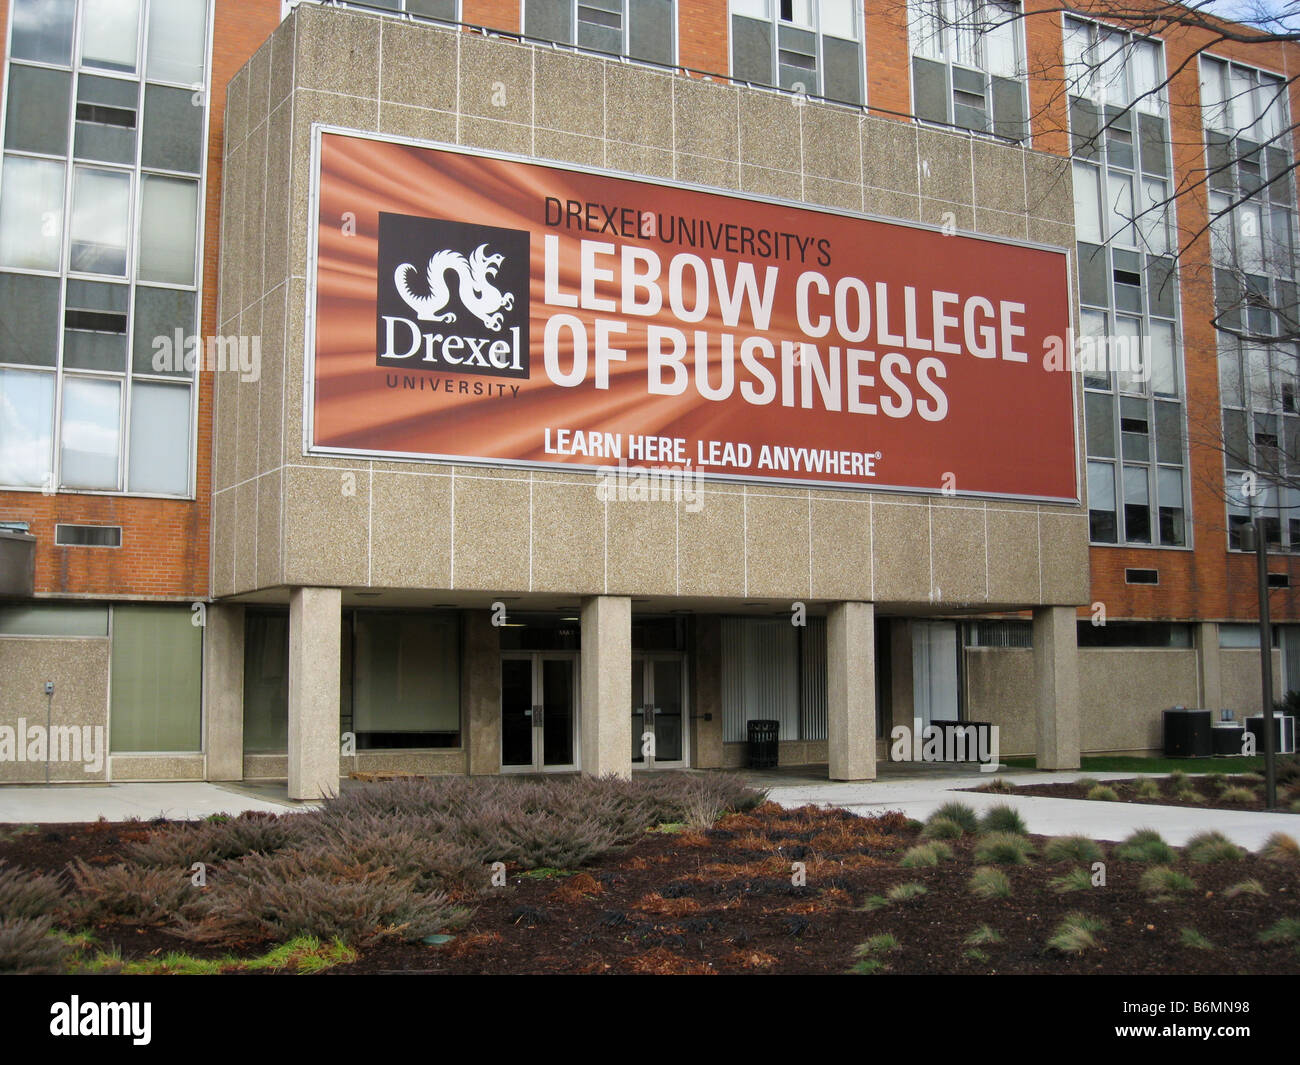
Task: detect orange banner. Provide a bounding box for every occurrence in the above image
[311,129,1077,500]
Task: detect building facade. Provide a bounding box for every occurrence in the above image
[0,0,1295,797]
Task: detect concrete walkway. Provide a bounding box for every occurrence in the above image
[764,769,1300,850]
[0,782,310,824]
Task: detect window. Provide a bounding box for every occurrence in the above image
[1077,621,1193,648]
[965,620,1032,647]
[0,0,211,497]
[730,0,862,106]
[109,604,202,752]
[908,0,1027,141]
[525,0,674,66]
[1069,17,1187,547]
[242,609,462,754]
[720,616,826,742]
[1202,56,1300,551]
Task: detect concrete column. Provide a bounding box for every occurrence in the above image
[204,603,245,781]
[1197,621,1223,711]
[691,615,724,769]
[1033,605,1081,770]
[288,586,341,801]
[464,610,502,775]
[579,595,632,778]
[827,601,876,781]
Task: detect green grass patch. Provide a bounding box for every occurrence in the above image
[517,867,576,879]
[1139,866,1196,899]
[1134,779,1163,800]
[1184,831,1246,864]
[928,802,978,835]
[899,842,952,868]
[72,934,358,976]
[1043,835,1104,864]
[1260,833,1300,862]
[1050,867,1095,893]
[1005,755,1266,774]
[1219,786,1259,804]
[978,804,1027,835]
[1259,917,1300,946]
[973,832,1033,865]
[1047,912,1105,955]
[920,817,964,841]
[968,866,1012,899]
[1085,785,1120,802]
[886,882,928,903]
[1115,829,1175,864]
[965,925,1003,947]
[1179,927,1214,951]
[1224,879,1267,898]
[857,894,890,912]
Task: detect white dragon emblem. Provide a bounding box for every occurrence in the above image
[393,244,515,332]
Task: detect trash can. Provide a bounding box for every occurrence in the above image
[747,719,780,769]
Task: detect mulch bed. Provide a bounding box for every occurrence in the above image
[984,774,1300,814]
[3,804,1299,975]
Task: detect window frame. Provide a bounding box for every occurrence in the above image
[0,0,213,500]
[906,0,1031,144]
[1200,52,1300,554]
[727,0,866,108]
[520,0,679,68]
[1066,13,1191,551]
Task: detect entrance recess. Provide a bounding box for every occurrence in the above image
[501,653,579,772]
[632,654,688,768]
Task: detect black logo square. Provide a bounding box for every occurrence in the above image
[376,212,530,379]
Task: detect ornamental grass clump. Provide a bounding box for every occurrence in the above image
[1115,828,1175,864]
[978,804,1027,835]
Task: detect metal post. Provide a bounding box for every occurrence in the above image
[1245,519,1277,809]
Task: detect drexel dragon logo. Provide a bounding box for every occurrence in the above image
[394,245,515,331]
[377,213,530,379]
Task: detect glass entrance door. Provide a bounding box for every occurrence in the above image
[632,654,687,768]
[501,653,579,772]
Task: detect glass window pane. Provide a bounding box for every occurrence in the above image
[821,0,857,39]
[69,167,131,276]
[60,376,121,490]
[0,368,54,487]
[63,279,128,372]
[0,156,65,270]
[1080,308,1109,389]
[1085,391,1114,458]
[141,85,204,173]
[0,274,60,366]
[1138,177,1169,254]
[110,605,201,751]
[628,0,674,65]
[0,604,108,636]
[81,0,141,74]
[982,3,1020,78]
[1078,242,1109,307]
[4,65,72,155]
[1072,162,1103,244]
[10,0,76,65]
[1155,401,1183,464]
[74,74,138,165]
[1115,315,1144,393]
[1201,57,1228,131]
[145,0,208,85]
[1087,460,1117,542]
[137,176,198,284]
[353,613,460,739]
[243,611,289,752]
[133,286,196,376]
[1149,319,1177,397]
[1123,464,1152,543]
[1107,170,1135,246]
[1132,39,1163,114]
[128,381,190,494]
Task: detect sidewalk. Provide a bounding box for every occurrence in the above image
[0,782,310,824]
[764,769,1300,849]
